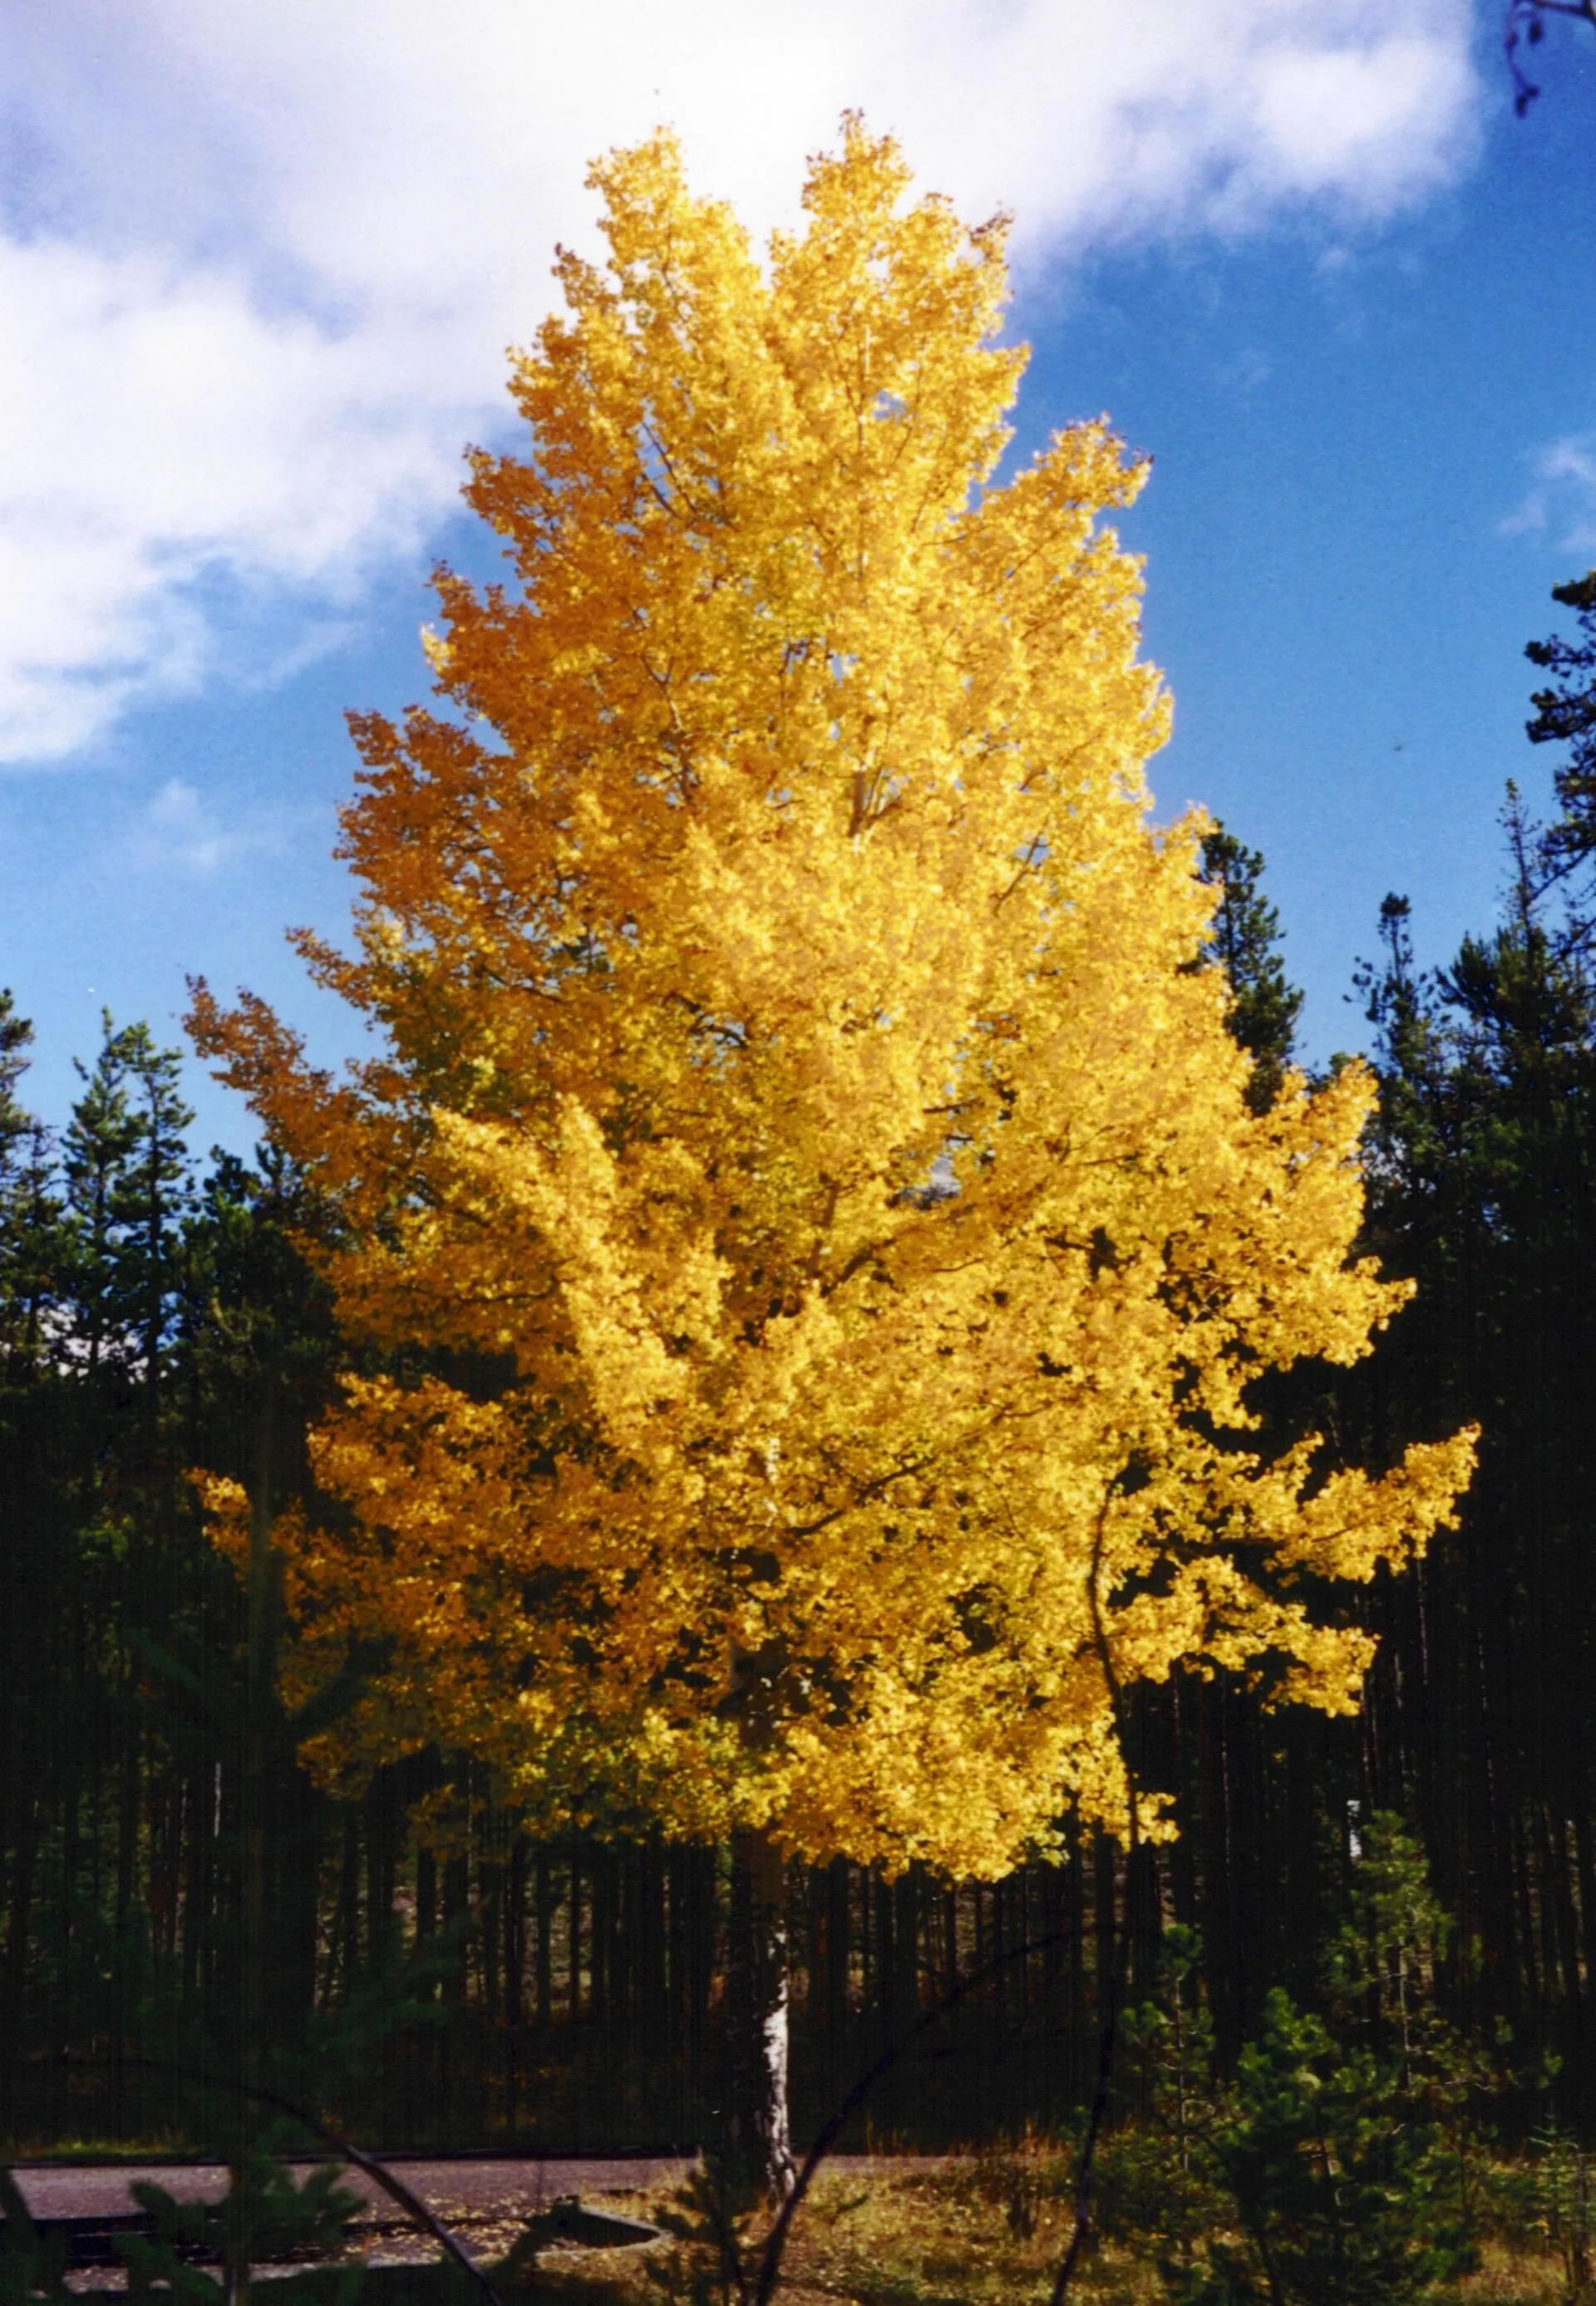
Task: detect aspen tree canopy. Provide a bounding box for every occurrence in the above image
[192,120,1475,1885]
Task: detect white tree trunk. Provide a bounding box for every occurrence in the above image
[727,1826,797,2201]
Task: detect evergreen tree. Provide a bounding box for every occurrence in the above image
[61,1015,142,1377]
[117,1022,195,1397]
[1331,604,1596,2090]
[0,1124,62,1382]
[1213,1985,1475,2306]
[0,996,62,1383]
[1350,894,1461,1218]
[1525,567,1596,926]
[1194,826,1304,1111]
[0,991,32,1169]
[0,1003,62,2125]
[59,1014,193,1385]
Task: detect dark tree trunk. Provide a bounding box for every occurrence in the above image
[416,1845,437,1952]
[505,1836,528,2028]
[479,1854,503,2018]
[367,1773,400,1972]
[874,1860,897,2060]
[683,1842,716,2118]
[727,1826,796,2200]
[637,1834,667,2072]
[337,1810,362,1998]
[890,1865,921,2121]
[568,1845,584,2021]
[1066,1813,1086,2102]
[589,1843,610,2022]
[2,1791,38,2084]
[534,1842,553,2034]
[826,1858,852,2109]
[505,1837,527,2136]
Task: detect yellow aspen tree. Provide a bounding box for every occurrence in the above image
[190,119,1474,2192]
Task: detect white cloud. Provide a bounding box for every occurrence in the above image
[131,776,237,876]
[1248,37,1470,201]
[1502,436,1596,555]
[3,0,1482,766]
[127,772,309,878]
[0,233,466,758]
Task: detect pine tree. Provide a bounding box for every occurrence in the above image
[1525,568,1596,929]
[117,1022,195,1397]
[1335,638,1596,2075]
[1351,894,1456,1209]
[62,1016,142,1378]
[192,121,1474,2191]
[1194,826,1303,1111]
[0,1002,66,2122]
[0,992,32,1170]
[0,996,62,1383]
[61,1017,194,1384]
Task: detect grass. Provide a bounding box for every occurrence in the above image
[471,2150,1581,2306]
[2,2138,200,2163]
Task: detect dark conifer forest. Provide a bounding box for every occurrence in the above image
[4,578,1596,2163]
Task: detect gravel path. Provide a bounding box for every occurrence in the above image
[10,2156,692,2230]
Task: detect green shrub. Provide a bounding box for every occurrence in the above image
[116,2134,364,2306]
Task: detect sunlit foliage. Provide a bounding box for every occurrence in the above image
[192,121,1473,1880]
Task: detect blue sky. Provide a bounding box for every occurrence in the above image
[5,0,1596,1155]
